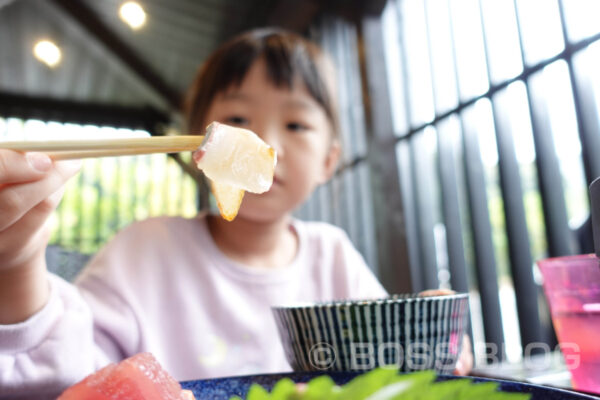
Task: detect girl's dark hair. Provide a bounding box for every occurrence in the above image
[184,28,339,138]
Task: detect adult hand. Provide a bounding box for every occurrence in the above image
[453,334,473,376]
[0,150,81,323]
[418,288,474,376]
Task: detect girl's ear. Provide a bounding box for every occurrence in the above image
[319,140,341,184]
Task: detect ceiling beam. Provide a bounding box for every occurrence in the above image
[0,91,170,133]
[324,0,388,21]
[0,0,16,11]
[265,0,388,33]
[48,0,181,111]
[267,0,321,33]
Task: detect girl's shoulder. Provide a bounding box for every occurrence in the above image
[113,215,209,243]
[76,215,212,289]
[294,219,351,242]
[84,215,210,269]
[121,214,204,231]
[293,219,356,257]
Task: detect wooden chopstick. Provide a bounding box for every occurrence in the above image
[0,135,205,160]
[45,148,193,160]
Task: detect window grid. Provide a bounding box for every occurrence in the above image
[385,0,600,363]
[0,118,198,254]
[296,17,379,274]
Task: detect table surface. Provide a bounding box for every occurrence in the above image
[181,367,600,399]
[471,351,582,392]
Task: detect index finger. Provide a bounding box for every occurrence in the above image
[0,150,52,185]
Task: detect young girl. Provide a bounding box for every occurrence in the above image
[0,29,470,398]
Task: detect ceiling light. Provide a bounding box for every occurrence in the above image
[119,2,146,30]
[33,40,61,68]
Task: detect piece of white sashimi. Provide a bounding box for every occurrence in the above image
[210,179,246,222]
[194,122,276,221]
[195,122,276,194]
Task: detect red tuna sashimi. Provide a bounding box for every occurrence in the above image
[58,352,195,400]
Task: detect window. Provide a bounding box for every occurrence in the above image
[0,117,197,253]
[381,0,600,364]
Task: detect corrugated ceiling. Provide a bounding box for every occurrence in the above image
[0,0,381,130]
[0,0,275,122]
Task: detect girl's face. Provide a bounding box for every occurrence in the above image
[203,58,340,223]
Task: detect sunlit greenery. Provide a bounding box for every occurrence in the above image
[48,153,198,254]
[0,117,199,255]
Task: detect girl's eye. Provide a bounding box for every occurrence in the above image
[225,116,248,126]
[286,122,309,132]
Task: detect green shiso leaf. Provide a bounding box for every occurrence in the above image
[305,375,337,399]
[269,378,297,400]
[335,368,411,400]
[245,383,271,400]
[231,369,532,400]
[400,378,472,400]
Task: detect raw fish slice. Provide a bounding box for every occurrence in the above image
[210,179,246,221]
[194,122,276,194]
[58,352,194,400]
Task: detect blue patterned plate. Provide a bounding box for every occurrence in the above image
[180,371,600,399]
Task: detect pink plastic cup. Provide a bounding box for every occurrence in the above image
[537,254,600,393]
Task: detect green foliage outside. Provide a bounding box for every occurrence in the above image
[485,162,548,279]
[484,159,586,281]
[48,153,199,254]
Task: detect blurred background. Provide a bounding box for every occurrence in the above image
[1,0,599,368]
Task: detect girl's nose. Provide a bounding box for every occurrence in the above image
[258,126,283,157]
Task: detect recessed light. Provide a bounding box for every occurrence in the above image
[33,40,61,68]
[119,2,146,30]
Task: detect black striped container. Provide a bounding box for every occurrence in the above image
[272,293,470,373]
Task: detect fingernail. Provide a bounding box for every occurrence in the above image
[26,152,52,172]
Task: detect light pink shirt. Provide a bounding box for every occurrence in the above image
[0,216,387,399]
